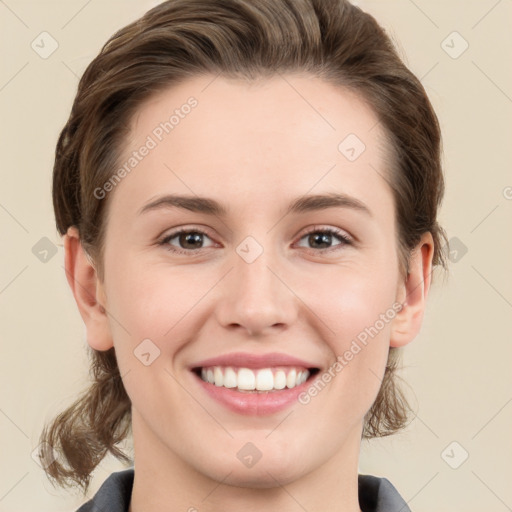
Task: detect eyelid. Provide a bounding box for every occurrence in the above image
[298,224,353,243]
[158,223,215,239]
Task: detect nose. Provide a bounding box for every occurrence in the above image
[215,244,298,337]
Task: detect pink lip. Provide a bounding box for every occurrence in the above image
[190,351,319,370]
[188,352,321,416]
[191,371,316,416]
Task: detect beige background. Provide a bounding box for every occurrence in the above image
[1,1,511,511]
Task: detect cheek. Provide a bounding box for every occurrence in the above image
[304,263,398,397]
[101,256,227,402]
[304,257,399,342]
[104,251,207,337]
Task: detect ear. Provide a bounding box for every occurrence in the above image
[63,226,113,351]
[390,232,434,348]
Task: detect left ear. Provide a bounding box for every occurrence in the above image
[390,232,435,348]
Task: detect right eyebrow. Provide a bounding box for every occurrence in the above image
[138,194,228,217]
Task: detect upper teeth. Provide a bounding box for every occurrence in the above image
[200,366,310,391]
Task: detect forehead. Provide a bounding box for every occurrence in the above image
[129,73,385,156]
[110,73,393,219]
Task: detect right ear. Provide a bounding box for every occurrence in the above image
[63,226,113,351]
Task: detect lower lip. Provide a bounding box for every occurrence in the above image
[192,372,315,416]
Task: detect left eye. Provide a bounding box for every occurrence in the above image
[296,228,352,251]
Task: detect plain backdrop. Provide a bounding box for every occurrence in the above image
[1,1,511,511]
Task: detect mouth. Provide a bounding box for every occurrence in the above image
[189,352,322,415]
[192,365,320,393]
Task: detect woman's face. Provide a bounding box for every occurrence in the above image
[90,74,425,486]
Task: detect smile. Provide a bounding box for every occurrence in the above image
[196,366,314,392]
[189,352,322,415]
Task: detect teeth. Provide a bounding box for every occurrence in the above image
[238,368,256,390]
[198,366,310,392]
[214,367,223,387]
[256,369,274,391]
[286,369,297,389]
[274,370,287,390]
[223,367,237,388]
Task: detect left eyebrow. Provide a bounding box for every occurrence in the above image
[287,192,372,217]
[137,192,372,218]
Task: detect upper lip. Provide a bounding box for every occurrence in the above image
[191,352,321,370]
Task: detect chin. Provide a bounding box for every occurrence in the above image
[197,449,309,489]
[217,466,304,489]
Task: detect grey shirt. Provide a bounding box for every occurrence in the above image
[76,468,411,512]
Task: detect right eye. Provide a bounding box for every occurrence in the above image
[159,228,217,255]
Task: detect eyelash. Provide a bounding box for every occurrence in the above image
[158,226,353,256]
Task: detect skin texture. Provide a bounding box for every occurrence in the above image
[64,74,433,512]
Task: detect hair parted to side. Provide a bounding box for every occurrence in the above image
[42,0,447,493]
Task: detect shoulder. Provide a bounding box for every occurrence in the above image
[76,468,134,512]
[358,474,411,512]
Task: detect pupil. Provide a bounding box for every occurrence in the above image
[310,232,331,248]
[181,232,202,249]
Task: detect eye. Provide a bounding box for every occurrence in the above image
[158,225,353,256]
[296,226,352,252]
[159,228,215,255]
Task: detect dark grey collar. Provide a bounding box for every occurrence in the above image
[77,468,411,512]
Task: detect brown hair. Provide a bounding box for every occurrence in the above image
[41,0,447,492]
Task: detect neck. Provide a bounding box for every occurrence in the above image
[128,411,363,512]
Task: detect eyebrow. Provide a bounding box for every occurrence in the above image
[138,192,372,218]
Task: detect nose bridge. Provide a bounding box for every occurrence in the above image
[237,245,277,300]
[217,238,296,335]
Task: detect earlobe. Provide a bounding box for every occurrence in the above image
[390,232,434,348]
[63,226,113,351]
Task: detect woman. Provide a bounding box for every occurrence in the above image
[40,0,447,510]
